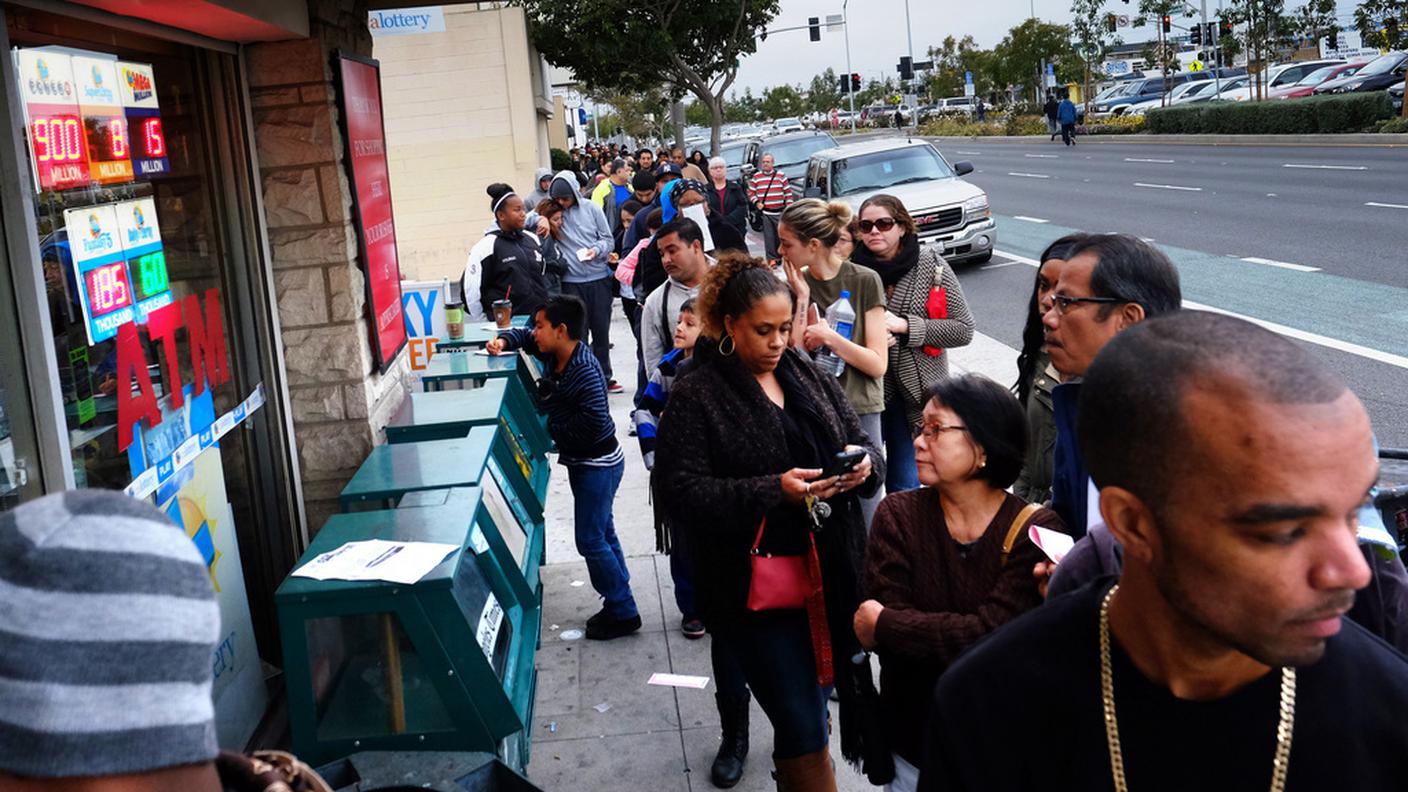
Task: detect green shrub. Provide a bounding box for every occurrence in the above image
[1003,114,1047,136]
[1086,115,1146,135]
[1373,116,1408,133]
[550,147,572,172]
[1145,93,1392,134]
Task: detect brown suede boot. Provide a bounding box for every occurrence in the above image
[772,749,836,792]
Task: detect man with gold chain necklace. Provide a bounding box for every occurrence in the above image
[918,312,1408,792]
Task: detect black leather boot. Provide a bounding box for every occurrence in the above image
[710,692,750,788]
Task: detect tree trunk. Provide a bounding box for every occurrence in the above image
[709,96,724,155]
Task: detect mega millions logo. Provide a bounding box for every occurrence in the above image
[123,67,154,102]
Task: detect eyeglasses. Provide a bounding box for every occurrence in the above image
[919,423,968,441]
[858,217,898,234]
[1046,293,1128,315]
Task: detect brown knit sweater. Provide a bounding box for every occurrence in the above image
[862,488,1066,764]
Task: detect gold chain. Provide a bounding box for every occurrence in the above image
[1098,584,1296,792]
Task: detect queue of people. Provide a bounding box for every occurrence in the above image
[447,148,1408,792]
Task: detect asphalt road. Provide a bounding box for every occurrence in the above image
[927,138,1408,289]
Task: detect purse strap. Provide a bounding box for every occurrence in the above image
[1000,503,1042,566]
[932,256,945,290]
[750,516,767,554]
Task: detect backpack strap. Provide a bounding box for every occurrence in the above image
[1000,503,1042,566]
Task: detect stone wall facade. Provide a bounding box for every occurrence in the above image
[246,0,410,532]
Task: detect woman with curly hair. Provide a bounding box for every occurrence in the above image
[655,253,885,790]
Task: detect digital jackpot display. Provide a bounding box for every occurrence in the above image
[15,49,168,191]
[117,61,169,178]
[73,56,133,185]
[116,197,172,319]
[65,204,134,344]
[14,50,90,191]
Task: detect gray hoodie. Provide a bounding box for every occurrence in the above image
[524,167,554,209]
[543,170,615,284]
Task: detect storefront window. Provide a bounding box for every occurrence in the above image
[7,7,272,747]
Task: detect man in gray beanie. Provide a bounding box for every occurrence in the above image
[0,490,224,789]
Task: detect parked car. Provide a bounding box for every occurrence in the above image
[1269,62,1366,99]
[800,138,995,264]
[718,138,755,181]
[740,130,839,229]
[935,96,978,116]
[773,116,804,134]
[1125,79,1222,115]
[1089,72,1214,118]
[1391,82,1404,114]
[1216,59,1346,101]
[1314,51,1408,95]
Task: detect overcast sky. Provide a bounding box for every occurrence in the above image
[729,0,1360,95]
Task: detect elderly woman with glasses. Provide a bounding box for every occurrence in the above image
[850,194,975,494]
[853,373,1066,792]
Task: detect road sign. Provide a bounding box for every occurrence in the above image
[825,13,843,31]
[1118,14,1130,27]
[965,70,974,97]
[1189,59,1204,71]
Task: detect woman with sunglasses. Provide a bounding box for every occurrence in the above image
[854,374,1065,792]
[1010,234,1087,504]
[850,195,974,493]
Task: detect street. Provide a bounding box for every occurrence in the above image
[916,136,1408,446]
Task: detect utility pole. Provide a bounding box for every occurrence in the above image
[592,98,600,141]
[1201,0,1222,96]
[844,0,857,133]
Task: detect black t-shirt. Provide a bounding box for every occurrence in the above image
[920,578,1408,792]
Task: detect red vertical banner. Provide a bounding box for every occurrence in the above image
[335,54,406,372]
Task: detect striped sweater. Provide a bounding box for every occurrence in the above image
[747,169,793,213]
[497,328,623,466]
[882,246,976,427]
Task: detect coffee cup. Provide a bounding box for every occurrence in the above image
[445,302,465,340]
[492,299,513,329]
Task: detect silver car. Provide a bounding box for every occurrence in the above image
[802,138,995,264]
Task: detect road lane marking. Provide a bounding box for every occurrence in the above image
[1283,163,1367,171]
[993,249,1407,371]
[1134,182,1202,192]
[980,260,1024,270]
[954,150,982,155]
[1125,157,1175,163]
[1366,201,1408,210]
[1007,172,1050,179]
[1240,256,1322,273]
[1013,216,1050,223]
[1024,153,1059,158]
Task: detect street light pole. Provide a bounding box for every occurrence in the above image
[844,0,857,133]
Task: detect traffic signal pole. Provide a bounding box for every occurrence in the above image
[844,0,857,133]
[1200,0,1222,96]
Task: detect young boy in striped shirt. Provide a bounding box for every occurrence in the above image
[487,295,640,639]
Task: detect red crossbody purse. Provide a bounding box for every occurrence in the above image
[921,259,948,357]
[746,517,816,611]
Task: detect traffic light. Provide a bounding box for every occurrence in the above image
[839,74,850,94]
[851,73,861,92]
[898,56,913,81]
[808,17,820,42]
[1107,13,1118,33]
[1190,20,1202,44]
[1328,28,1338,49]
[1162,14,1172,33]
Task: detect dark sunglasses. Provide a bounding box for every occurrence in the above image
[858,217,898,233]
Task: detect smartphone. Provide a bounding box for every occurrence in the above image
[822,449,866,478]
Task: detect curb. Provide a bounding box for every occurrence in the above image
[921,133,1408,147]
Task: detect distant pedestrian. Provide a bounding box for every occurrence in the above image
[591,158,633,235]
[747,153,793,265]
[1057,93,1078,146]
[636,147,655,175]
[689,149,709,171]
[487,296,640,640]
[976,97,987,121]
[1043,93,1060,140]
[525,167,554,207]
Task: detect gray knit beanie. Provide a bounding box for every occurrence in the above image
[0,490,221,778]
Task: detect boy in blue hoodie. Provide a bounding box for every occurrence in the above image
[487,295,640,639]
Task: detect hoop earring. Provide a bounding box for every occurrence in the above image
[719,335,736,356]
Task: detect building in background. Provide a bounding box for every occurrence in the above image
[374,4,554,284]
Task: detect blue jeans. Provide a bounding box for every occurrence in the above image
[567,461,637,619]
[712,610,829,758]
[882,400,920,492]
[669,523,697,619]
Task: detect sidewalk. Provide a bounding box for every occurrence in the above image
[523,305,1018,791]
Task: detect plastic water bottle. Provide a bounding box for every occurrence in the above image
[814,290,855,377]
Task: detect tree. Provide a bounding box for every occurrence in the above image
[760,84,807,119]
[926,35,994,99]
[587,88,671,140]
[1225,0,1292,100]
[724,88,762,122]
[1290,0,1340,54]
[1069,0,1122,115]
[807,68,843,114]
[990,19,1077,104]
[1354,0,1407,50]
[1133,0,1189,104]
[520,0,781,154]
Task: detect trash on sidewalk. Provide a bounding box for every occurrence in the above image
[546,721,557,733]
[560,629,584,641]
[647,672,711,689]
[570,580,585,587]
[593,702,611,713]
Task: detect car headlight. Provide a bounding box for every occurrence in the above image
[962,196,990,219]
[1093,104,1107,112]
[1340,81,1364,91]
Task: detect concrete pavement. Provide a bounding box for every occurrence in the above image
[524,308,1017,792]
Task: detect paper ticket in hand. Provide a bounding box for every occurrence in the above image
[576,247,594,261]
[1029,525,1075,564]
